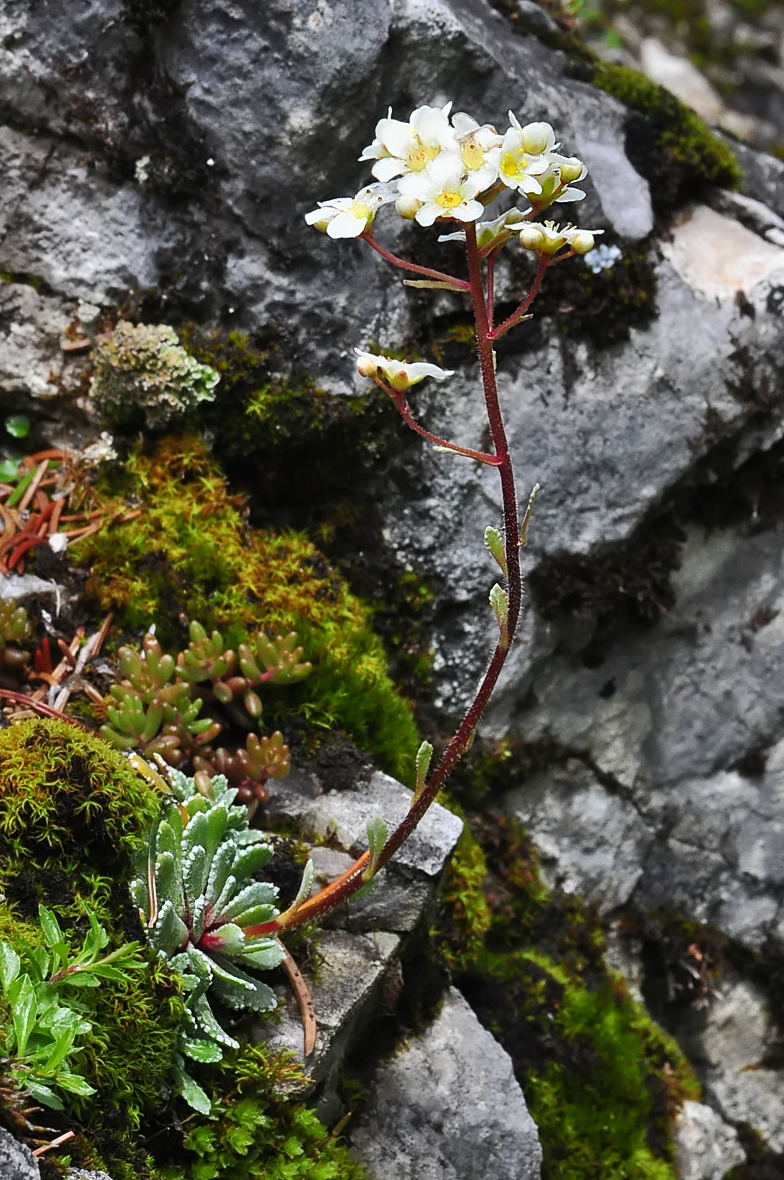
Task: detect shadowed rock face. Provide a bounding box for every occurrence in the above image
[3,0,784,1161]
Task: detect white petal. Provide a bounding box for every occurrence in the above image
[428,151,465,187]
[414,201,441,227]
[379,120,418,158]
[555,187,586,202]
[508,110,522,130]
[327,211,366,238]
[451,111,480,136]
[372,157,405,182]
[452,199,485,222]
[398,171,437,201]
[359,139,383,162]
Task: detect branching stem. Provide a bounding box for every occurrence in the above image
[249,218,548,937]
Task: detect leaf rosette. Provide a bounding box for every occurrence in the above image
[130,770,284,1112]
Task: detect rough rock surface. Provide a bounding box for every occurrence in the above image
[3,0,784,1160]
[349,987,542,1180]
[0,1128,38,1180]
[675,1100,745,1180]
[675,979,784,1153]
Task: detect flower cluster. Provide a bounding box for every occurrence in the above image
[306,102,588,237]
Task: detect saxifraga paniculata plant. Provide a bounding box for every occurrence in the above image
[130,767,312,1113]
[227,102,601,937]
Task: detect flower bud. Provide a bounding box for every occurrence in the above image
[519,225,544,251]
[310,216,331,233]
[521,122,550,154]
[571,231,595,254]
[559,160,584,184]
[395,195,422,220]
[355,354,378,378]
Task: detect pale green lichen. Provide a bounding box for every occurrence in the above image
[90,322,220,429]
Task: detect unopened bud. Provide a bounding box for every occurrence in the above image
[310,217,331,233]
[559,159,584,184]
[356,354,378,378]
[521,122,550,154]
[571,231,595,254]
[395,195,422,220]
[519,225,544,251]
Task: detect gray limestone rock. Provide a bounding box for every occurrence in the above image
[675,1101,746,1180]
[349,987,542,1180]
[254,928,400,1097]
[0,1128,39,1180]
[677,980,784,1154]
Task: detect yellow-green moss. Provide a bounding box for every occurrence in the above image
[73,436,417,782]
[593,62,742,209]
[0,718,161,931]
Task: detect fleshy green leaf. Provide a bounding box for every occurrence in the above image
[0,942,20,990]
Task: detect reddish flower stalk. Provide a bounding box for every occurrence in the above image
[246,220,543,938]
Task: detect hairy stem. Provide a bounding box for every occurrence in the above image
[361,230,470,290]
[489,256,548,340]
[251,222,528,937]
[379,379,502,466]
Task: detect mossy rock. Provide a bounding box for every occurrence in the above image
[437,814,700,1180]
[73,436,417,783]
[593,62,742,213]
[0,719,185,1144]
[0,717,160,930]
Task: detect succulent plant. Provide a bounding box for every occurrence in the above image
[100,622,310,808]
[0,600,30,670]
[130,769,289,1112]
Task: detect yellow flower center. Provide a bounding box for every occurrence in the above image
[349,201,372,222]
[460,140,485,170]
[406,139,441,172]
[437,190,463,210]
[501,150,528,181]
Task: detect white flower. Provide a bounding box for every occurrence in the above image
[397,152,493,227]
[354,348,455,391]
[450,112,502,178]
[518,221,602,256]
[552,156,587,203]
[305,183,396,238]
[490,112,558,195]
[438,207,530,247]
[360,104,456,182]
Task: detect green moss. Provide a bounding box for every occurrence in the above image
[73,436,417,782]
[489,0,741,215]
[162,1042,368,1180]
[438,815,700,1180]
[593,63,742,211]
[523,241,658,346]
[0,718,161,932]
[71,957,185,1127]
[178,325,383,461]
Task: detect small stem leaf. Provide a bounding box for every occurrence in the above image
[38,905,64,949]
[519,482,540,547]
[403,278,467,291]
[363,817,388,882]
[489,583,509,649]
[176,1067,212,1114]
[414,741,433,803]
[484,525,508,578]
[11,975,36,1056]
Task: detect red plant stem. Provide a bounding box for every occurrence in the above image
[489,257,548,341]
[486,251,496,331]
[379,380,502,467]
[0,689,91,728]
[247,222,529,938]
[361,230,470,290]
